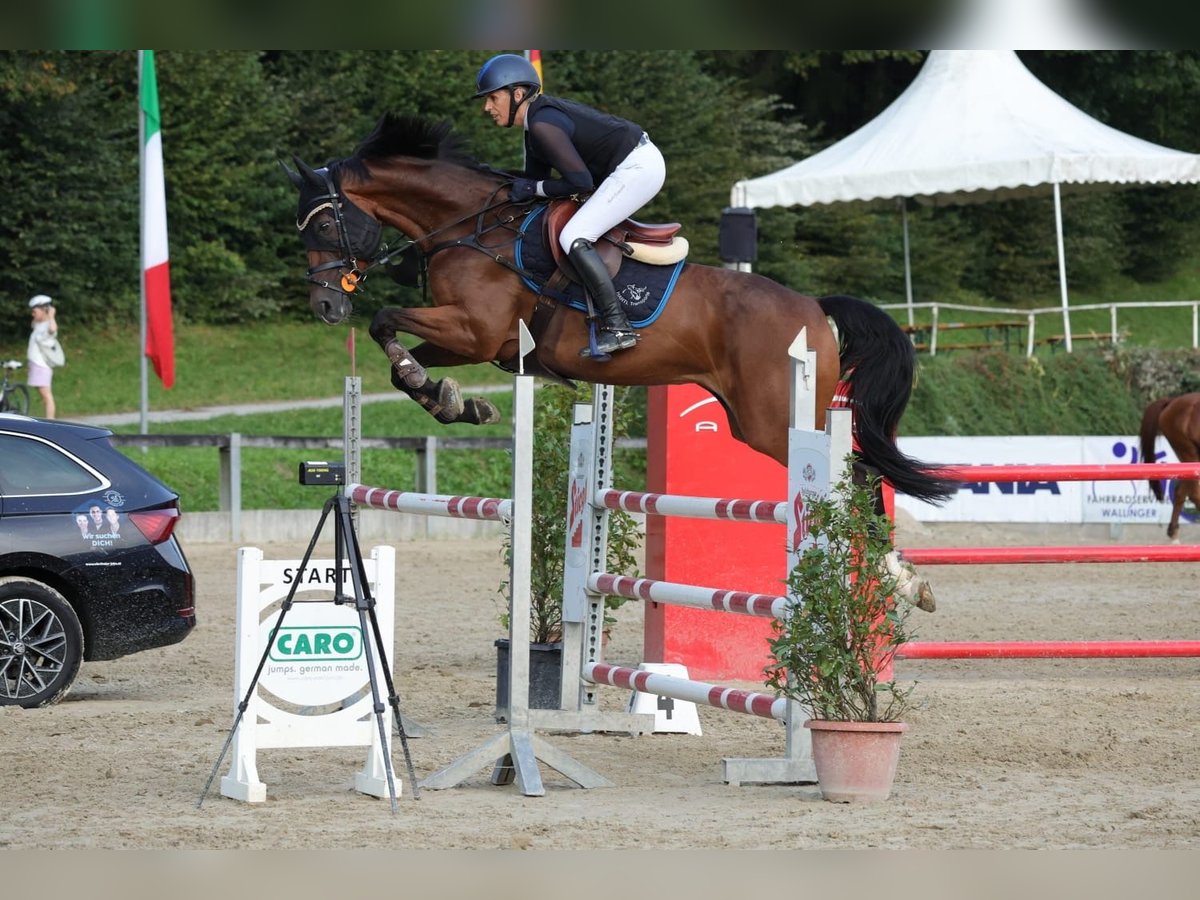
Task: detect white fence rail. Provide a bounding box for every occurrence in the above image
[879,299,1200,356]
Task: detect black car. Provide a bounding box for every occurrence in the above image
[0,414,195,707]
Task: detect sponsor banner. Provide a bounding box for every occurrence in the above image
[895,436,1192,526]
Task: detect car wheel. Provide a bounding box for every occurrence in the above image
[0,581,84,708]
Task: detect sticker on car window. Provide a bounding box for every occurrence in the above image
[73,501,125,549]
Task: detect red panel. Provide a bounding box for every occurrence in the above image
[645,385,786,680]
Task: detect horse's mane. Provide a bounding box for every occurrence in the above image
[338,113,496,181]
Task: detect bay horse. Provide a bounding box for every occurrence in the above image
[1139,392,1200,541]
[285,114,956,605]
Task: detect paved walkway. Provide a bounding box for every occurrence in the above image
[72,384,509,427]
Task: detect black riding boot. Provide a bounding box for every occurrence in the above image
[568,238,639,356]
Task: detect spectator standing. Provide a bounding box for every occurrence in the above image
[26,294,61,419]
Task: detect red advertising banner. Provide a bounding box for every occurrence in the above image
[644,384,787,680]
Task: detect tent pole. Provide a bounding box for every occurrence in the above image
[900,198,914,327]
[1053,182,1072,352]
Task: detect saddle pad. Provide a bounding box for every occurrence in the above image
[515,205,686,328]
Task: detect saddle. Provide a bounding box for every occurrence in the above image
[543,198,689,281]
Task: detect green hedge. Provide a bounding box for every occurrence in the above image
[904,346,1200,436]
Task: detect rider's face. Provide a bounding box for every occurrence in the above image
[482,89,511,127]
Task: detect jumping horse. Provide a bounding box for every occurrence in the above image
[285,113,956,606]
[1139,392,1200,541]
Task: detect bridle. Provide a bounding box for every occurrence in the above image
[297,166,543,299]
[296,167,384,296]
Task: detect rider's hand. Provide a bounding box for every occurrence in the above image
[509,178,538,203]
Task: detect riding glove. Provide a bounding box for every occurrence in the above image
[509,178,538,202]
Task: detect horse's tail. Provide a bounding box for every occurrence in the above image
[1140,395,1173,501]
[817,294,958,505]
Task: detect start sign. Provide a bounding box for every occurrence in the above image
[222,546,397,804]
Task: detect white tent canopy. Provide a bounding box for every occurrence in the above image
[731,51,1200,349]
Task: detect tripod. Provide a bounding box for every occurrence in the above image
[199,490,419,813]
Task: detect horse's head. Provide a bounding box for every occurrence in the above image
[284,157,382,325]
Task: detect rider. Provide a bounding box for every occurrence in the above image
[474,53,666,357]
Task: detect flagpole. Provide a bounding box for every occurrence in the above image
[138,49,149,435]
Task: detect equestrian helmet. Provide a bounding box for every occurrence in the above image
[473,54,540,97]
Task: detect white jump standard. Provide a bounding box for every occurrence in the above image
[560,329,853,785]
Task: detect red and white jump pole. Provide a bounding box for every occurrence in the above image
[583,663,789,720]
[347,484,512,522]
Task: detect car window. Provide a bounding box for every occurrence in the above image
[0,433,106,496]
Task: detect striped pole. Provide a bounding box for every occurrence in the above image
[347,482,511,522]
[589,573,790,619]
[582,663,789,721]
[596,489,786,523]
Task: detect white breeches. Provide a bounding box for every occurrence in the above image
[558,138,666,253]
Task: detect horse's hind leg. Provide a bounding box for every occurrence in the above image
[1168,477,1200,542]
[1168,491,1185,542]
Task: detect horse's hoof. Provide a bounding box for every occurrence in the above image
[914,580,937,613]
[462,398,501,426]
[432,378,465,424]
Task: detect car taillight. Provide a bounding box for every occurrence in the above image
[129,504,180,544]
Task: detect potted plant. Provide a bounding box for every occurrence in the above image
[765,464,916,802]
[495,382,641,719]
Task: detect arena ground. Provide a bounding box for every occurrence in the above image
[1,519,1197,849]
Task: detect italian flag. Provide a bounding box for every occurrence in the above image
[140,50,175,389]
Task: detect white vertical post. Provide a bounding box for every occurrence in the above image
[787,328,815,431]
[419,321,613,794]
[221,547,267,802]
[1053,182,1072,352]
[343,376,361,530]
[229,432,241,543]
[900,198,914,327]
[506,341,535,731]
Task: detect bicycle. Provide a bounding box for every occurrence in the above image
[1,360,31,414]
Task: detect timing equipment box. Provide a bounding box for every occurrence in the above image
[298,460,346,486]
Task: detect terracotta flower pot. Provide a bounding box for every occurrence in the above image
[804,719,908,802]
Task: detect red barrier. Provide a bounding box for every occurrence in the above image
[935,462,1200,481]
[900,641,1200,659]
[644,384,786,680]
[903,545,1200,565]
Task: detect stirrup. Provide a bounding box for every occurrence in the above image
[579,327,639,358]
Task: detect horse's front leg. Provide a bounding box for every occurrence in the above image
[369,309,504,426]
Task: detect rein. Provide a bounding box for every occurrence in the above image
[303,173,542,299]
